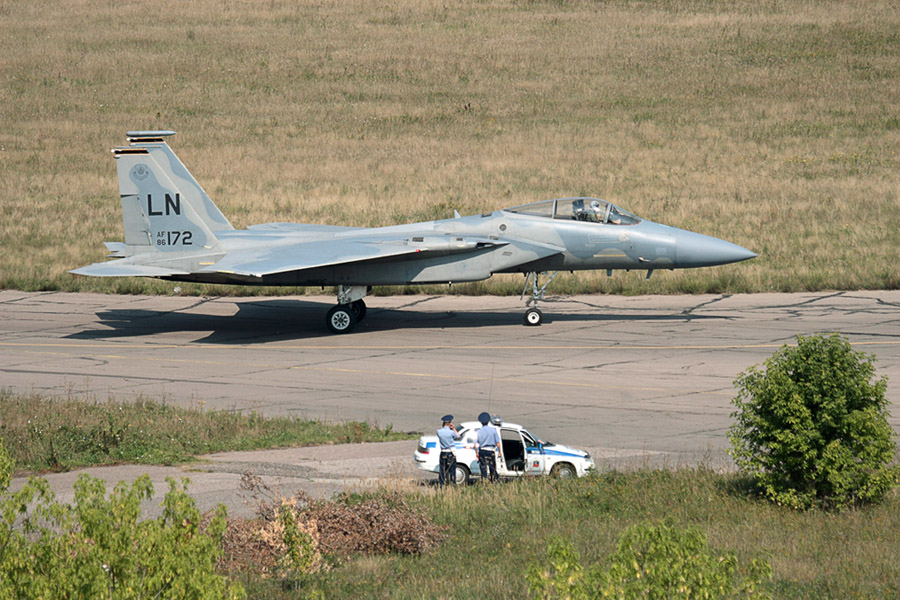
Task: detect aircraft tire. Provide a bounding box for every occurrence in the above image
[351,298,367,321]
[524,308,543,326]
[326,304,357,334]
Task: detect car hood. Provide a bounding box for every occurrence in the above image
[540,443,588,458]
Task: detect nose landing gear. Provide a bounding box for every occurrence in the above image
[524,307,543,326]
[521,271,558,327]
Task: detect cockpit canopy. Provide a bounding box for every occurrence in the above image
[505,197,640,226]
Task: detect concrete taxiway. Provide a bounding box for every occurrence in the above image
[3,290,899,515]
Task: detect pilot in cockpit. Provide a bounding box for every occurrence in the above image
[589,200,604,223]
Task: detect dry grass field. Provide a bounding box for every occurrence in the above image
[1,0,898,296]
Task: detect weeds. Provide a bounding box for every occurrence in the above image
[220,473,447,592]
[236,474,448,560]
[0,389,413,474]
[232,470,900,599]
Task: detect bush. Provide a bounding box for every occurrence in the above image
[527,521,771,599]
[0,438,11,493]
[729,333,899,510]
[260,499,327,578]
[0,472,245,599]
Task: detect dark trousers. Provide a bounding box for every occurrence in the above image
[478,449,499,482]
[439,451,456,486]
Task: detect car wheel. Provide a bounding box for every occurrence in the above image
[455,464,470,485]
[550,462,576,479]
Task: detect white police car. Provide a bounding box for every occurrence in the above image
[414,418,595,485]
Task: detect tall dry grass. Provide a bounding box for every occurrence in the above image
[1,0,898,295]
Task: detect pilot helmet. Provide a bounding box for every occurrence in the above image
[478,412,491,425]
[490,415,503,426]
[590,200,601,210]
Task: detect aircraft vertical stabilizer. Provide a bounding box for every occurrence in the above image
[113,146,224,254]
[70,133,229,278]
[125,131,234,232]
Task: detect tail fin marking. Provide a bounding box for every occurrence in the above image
[123,131,234,233]
[114,149,223,255]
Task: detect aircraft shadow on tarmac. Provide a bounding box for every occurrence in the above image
[66,298,720,344]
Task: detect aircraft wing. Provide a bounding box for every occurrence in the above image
[71,248,225,278]
[70,261,191,277]
[204,234,508,278]
[246,223,365,234]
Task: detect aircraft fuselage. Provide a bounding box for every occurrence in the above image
[159,210,753,287]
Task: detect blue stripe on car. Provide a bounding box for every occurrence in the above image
[526,446,584,458]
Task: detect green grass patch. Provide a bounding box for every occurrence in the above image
[0,389,412,474]
[240,469,900,599]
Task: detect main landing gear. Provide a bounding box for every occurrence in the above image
[521,271,559,327]
[326,286,369,334]
[325,276,560,333]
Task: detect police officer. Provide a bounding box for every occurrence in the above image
[475,412,501,483]
[437,414,460,487]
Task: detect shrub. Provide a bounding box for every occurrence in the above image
[0,473,245,599]
[527,521,771,599]
[0,438,11,492]
[728,333,899,510]
[258,498,327,578]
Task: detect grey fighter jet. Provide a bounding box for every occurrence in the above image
[72,131,757,333]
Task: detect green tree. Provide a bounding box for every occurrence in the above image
[528,521,771,599]
[0,470,245,599]
[729,333,899,510]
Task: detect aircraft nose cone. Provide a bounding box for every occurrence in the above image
[676,231,757,267]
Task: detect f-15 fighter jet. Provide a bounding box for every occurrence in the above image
[72,131,756,333]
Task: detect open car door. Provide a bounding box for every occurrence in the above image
[499,428,527,476]
[522,430,546,475]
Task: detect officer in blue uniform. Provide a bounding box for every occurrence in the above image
[436,414,460,486]
[475,412,502,483]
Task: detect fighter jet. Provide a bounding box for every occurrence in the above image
[72,131,757,333]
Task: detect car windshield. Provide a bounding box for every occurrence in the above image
[506,197,640,225]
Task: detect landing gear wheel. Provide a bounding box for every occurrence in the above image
[351,298,367,321]
[454,464,470,485]
[524,307,543,326]
[326,304,357,334]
